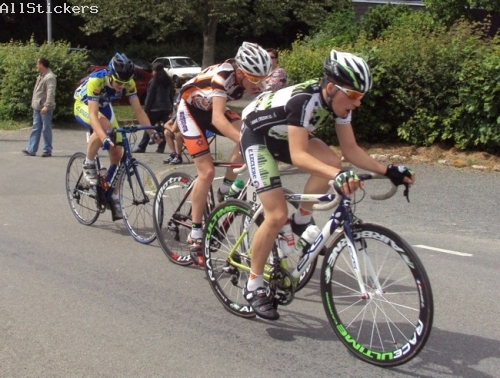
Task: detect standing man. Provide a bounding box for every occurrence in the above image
[23,57,57,157]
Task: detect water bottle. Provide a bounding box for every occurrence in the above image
[279,220,295,255]
[293,225,321,256]
[225,178,245,199]
[99,167,108,190]
[105,164,117,183]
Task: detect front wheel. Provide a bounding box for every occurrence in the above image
[321,223,433,367]
[65,152,100,225]
[119,160,159,244]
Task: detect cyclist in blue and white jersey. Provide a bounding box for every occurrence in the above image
[239,50,416,320]
[74,53,158,220]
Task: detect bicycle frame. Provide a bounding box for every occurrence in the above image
[95,125,156,206]
[157,162,258,231]
[226,174,394,292]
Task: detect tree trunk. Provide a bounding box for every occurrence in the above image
[202,15,219,68]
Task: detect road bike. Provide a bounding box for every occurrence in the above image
[153,163,320,289]
[203,173,433,367]
[65,125,160,244]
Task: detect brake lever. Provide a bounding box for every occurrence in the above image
[403,183,410,203]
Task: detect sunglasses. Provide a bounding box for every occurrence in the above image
[335,85,364,101]
[111,75,129,85]
[269,56,276,60]
[242,71,266,85]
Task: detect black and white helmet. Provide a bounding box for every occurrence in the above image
[235,42,271,78]
[323,50,373,93]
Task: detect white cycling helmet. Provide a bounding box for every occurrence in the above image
[235,42,271,78]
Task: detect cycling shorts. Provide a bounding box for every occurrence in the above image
[240,126,317,193]
[74,100,122,143]
[177,99,240,158]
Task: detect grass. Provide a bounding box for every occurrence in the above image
[113,105,136,121]
[0,119,31,131]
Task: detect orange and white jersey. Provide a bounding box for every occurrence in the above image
[179,59,245,111]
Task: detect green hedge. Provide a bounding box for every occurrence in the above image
[279,9,500,153]
[0,39,88,121]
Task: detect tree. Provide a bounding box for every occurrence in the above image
[424,0,500,27]
[68,0,348,67]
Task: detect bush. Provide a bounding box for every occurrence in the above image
[452,33,500,152]
[308,7,361,47]
[0,38,88,121]
[278,9,500,152]
[359,3,414,40]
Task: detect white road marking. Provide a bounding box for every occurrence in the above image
[413,245,473,257]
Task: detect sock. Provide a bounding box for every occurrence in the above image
[190,223,203,239]
[294,206,312,224]
[84,158,95,165]
[220,178,234,194]
[112,194,119,201]
[247,271,264,291]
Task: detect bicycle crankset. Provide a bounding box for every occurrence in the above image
[269,266,295,306]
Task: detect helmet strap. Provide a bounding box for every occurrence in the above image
[324,81,339,112]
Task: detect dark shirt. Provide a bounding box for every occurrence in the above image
[144,79,174,114]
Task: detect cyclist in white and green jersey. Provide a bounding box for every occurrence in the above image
[240,50,416,320]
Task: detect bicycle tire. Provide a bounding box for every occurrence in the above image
[153,171,196,266]
[204,199,258,318]
[320,223,433,367]
[119,160,159,244]
[65,152,100,225]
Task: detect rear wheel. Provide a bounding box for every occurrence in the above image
[203,192,320,319]
[204,199,257,318]
[321,223,433,367]
[153,172,195,266]
[65,152,100,225]
[119,161,159,244]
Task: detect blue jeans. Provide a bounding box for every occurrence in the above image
[26,109,53,154]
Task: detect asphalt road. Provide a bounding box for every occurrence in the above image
[0,126,499,377]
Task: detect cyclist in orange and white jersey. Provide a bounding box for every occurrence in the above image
[176,42,271,266]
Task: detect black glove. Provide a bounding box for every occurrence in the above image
[333,170,359,194]
[385,164,414,202]
[384,164,413,186]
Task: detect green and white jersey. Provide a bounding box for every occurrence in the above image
[241,79,351,140]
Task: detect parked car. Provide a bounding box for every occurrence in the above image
[152,56,201,88]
